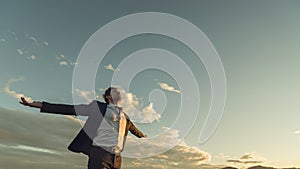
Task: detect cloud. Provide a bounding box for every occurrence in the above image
[118,88,161,123]
[3,78,33,102]
[226,159,262,164]
[158,82,180,94]
[0,38,5,42]
[226,153,264,165]
[123,127,211,168]
[74,89,94,103]
[0,107,215,169]
[104,64,119,72]
[96,87,160,123]
[0,144,57,154]
[43,40,49,46]
[240,153,253,160]
[56,54,78,66]
[294,130,300,134]
[59,61,68,65]
[29,36,37,42]
[17,48,23,55]
[0,107,86,169]
[28,55,36,60]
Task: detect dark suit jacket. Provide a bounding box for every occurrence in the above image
[40,100,145,155]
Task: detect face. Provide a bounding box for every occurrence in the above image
[110,88,122,104]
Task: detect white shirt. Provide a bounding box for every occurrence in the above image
[92,103,126,153]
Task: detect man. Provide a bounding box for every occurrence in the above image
[19,87,147,169]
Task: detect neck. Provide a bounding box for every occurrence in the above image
[108,101,119,106]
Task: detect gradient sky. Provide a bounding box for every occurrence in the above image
[1,0,300,168]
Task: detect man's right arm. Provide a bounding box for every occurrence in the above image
[20,97,92,116]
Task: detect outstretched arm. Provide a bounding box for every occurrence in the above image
[128,120,147,138]
[19,97,92,116]
[19,97,42,108]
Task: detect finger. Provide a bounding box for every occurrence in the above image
[19,101,27,106]
[20,97,29,105]
[21,97,28,103]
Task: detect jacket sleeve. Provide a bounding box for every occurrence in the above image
[128,120,145,138]
[40,101,94,116]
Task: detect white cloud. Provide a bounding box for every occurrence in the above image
[17,48,28,55]
[70,61,78,65]
[123,127,211,168]
[0,144,57,154]
[118,88,161,123]
[64,115,85,124]
[294,130,300,134]
[56,54,78,66]
[74,89,94,103]
[0,38,5,42]
[104,64,119,72]
[158,82,180,94]
[43,40,48,46]
[29,36,37,42]
[17,49,23,55]
[3,78,33,102]
[59,61,68,65]
[28,55,36,60]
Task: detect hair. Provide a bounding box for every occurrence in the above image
[103,87,117,103]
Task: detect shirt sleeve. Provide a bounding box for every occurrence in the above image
[40,100,95,116]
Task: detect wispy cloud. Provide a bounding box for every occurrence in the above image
[29,36,37,43]
[74,89,94,103]
[3,78,33,102]
[17,48,24,55]
[0,107,213,169]
[0,144,57,154]
[56,54,77,66]
[43,40,48,46]
[240,153,253,160]
[104,64,119,72]
[64,115,85,124]
[226,153,265,166]
[0,107,85,169]
[158,82,180,94]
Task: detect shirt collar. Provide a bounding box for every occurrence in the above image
[107,103,123,111]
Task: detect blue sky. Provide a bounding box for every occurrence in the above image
[1,0,300,168]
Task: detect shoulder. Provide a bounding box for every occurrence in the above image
[93,100,107,107]
[123,112,131,121]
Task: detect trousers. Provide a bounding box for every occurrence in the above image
[88,145,122,169]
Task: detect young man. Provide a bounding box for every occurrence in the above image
[19,87,147,169]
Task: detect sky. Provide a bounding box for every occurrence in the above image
[0,0,300,168]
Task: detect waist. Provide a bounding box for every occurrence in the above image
[91,143,121,155]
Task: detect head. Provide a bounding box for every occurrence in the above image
[103,87,122,105]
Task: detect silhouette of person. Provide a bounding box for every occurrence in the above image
[20,87,147,169]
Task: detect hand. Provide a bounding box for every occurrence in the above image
[143,134,148,138]
[19,97,42,108]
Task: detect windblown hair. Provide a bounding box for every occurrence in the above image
[103,87,117,103]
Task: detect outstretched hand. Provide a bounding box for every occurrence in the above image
[19,97,42,108]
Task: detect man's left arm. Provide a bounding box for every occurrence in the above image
[128,120,147,138]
